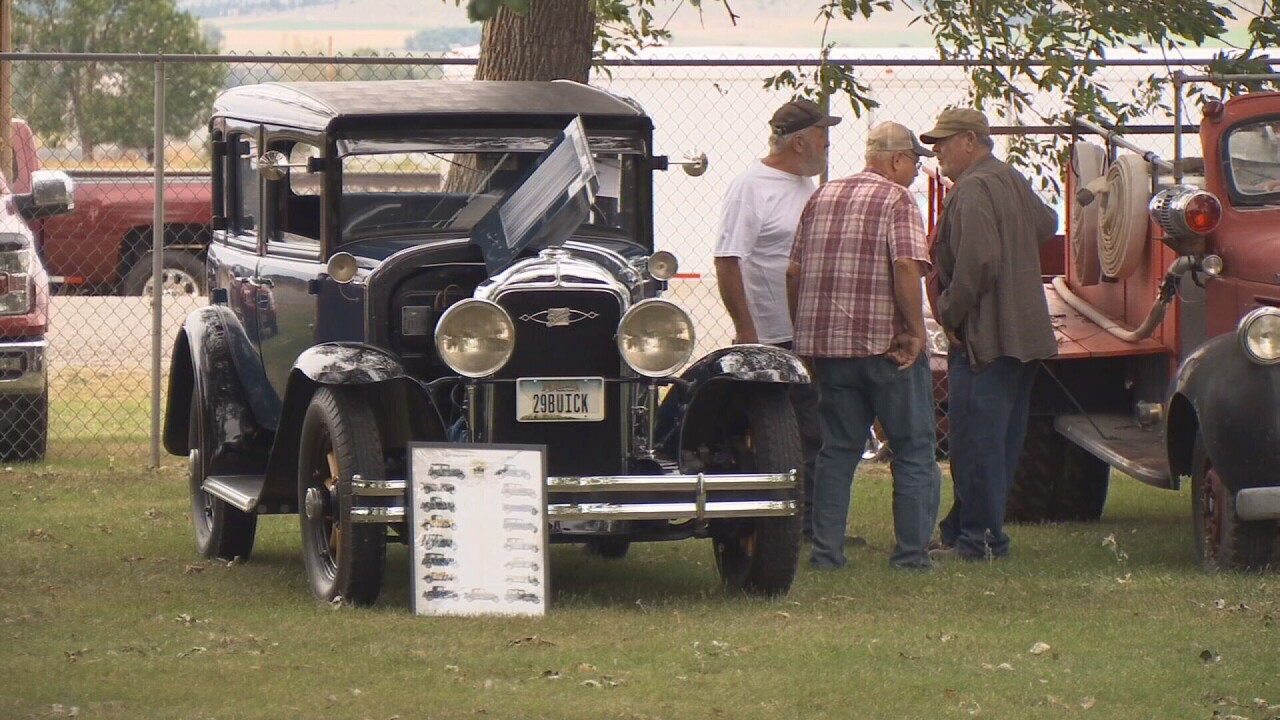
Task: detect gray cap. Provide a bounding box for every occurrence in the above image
[867,122,935,158]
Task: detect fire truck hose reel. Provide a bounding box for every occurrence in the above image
[1069,141,1107,286]
[1096,154,1151,280]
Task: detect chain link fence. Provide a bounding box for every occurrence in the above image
[0,51,1205,465]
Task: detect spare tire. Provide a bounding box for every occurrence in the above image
[1068,141,1106,286]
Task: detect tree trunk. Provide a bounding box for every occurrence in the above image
[475,0,594,83]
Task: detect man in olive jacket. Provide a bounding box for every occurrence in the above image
[922,108,1057,561]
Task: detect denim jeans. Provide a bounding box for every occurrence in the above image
[809,353,942,569]
[938,350,1037,558]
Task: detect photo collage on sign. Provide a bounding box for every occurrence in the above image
[409,444,548,617]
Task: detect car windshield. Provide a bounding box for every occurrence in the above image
[336,130,646,242]
[1226,119,1280,204]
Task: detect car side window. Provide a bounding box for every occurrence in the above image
[231,134,259,236]
[265,140,321,252]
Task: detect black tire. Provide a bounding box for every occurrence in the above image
[298,387,387,605]
[711,386,804,597]
[585,540,631,559]
[188,387,257,561]
[1191,431,1276,572]
[123,249,205,297]
[0,390,47,462]
[1005,418,1110,523]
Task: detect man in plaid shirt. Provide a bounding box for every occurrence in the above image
[787,121,943,570]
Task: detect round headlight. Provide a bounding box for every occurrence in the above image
[1238,306,1280,365]
[647,251,679,281]
[617,299,695,377]
[434,299,516,378]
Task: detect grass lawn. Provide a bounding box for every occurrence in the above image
[1,460,1277,719]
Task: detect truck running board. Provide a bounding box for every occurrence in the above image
[203,475,266,513]
[1054,414,1172,489]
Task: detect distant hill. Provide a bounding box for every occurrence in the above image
[196,0,1251,55]
[198,0,935,53]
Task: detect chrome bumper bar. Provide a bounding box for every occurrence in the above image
[0,339,47,395]
[350,471,797,524]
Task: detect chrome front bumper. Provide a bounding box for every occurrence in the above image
[0,339,47,395]
[349,472,798,524]
[1237,487,1280,521]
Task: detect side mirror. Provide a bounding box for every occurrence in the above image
[255,150,293,181]
[679,152,709,177]
[18,169,75,221]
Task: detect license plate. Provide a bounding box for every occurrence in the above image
[516,377,605,422]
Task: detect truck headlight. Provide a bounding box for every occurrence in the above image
[617,299,695,377]
[0,249,34,315]
[434,299,515,378]
[1238,306,1280,365]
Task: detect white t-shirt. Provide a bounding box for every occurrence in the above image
[713,160,817,344]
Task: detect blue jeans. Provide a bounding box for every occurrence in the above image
[809,353,941,569]
[938,350,1037,558]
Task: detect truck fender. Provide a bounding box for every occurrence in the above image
[258,344,444,513]
[163,305,277,474]
[1166,334,1280,492]
[655,345,810,459]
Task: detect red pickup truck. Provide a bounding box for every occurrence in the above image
[9,120,211,296]
[0,158,74,460]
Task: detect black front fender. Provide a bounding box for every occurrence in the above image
[162,305,275,474]
[1167,333,1280,491]
[258,343,443,512]
[655,345,810,458]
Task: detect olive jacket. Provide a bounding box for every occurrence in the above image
[932,154,1058,368]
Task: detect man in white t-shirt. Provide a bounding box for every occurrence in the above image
[714,98,840,541]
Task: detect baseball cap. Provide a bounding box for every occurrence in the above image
[866,122,935,158]
[770,99,843,136]
[920,108,990,144]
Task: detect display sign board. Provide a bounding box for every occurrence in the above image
[409,443,548,617]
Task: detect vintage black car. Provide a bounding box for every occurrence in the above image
[164,79,807,607]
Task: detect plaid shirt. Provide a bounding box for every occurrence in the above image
[790,168,931,358]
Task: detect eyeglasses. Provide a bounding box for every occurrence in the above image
[897,152,921,169]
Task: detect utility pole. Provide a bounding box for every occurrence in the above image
[0,0,12,184]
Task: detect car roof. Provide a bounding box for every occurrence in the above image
[213,80,649,132]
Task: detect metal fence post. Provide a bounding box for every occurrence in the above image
[151,59,166,468]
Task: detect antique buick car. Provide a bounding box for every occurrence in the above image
[164,79,807,606]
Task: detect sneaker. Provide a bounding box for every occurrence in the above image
[925,538,952,552]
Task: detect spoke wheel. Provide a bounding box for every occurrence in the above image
[1191,431,1276,572]
[710,387,803,597]
[298,387,387,605]
[187,386,256,560]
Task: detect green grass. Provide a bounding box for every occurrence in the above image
[1,461,1278,720]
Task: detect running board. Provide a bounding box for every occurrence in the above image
[203,475,265,513]
[1054,414,1172,489]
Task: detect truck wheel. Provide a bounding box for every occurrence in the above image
[0,390,48,462]
[1192,431,1276,572]
[1005,418,1110,523]
[585,540,631,559]
[298,387,387,606]
[124,250,205,297]
[188,387,257,561]
[711,387,803,597]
